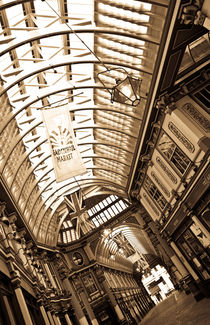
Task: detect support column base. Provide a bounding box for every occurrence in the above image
[195,279,210,300]
[185,278,207,301]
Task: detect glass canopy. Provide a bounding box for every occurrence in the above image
[0,0,169,246]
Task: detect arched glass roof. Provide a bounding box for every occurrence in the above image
[0,0,169,246]
[59,194,130,244]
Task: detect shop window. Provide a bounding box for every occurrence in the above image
[177,228,210,280]
[190,223,210,250]
[200,208,210,230]
[144,175,167,210]
[82,273,98,296]
[157,131,191,175]
[183,230,204,255]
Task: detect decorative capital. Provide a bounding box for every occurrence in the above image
[10,269,21,288]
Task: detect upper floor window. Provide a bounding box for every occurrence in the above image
[178,33,210,75]
[193,84,210,114]
[157,131,191,175]
[143,176,167,211]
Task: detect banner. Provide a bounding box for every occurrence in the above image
[42,106,86,182]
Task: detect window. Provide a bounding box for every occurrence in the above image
[157,131,190,175]
[177,229,210,280]
[201,207,210,230]
[82,273,98,296]
[193,84,210,114]
[144,176,167,211]
[115,201,123,212]
[178,33,210,75]
[92,218,100,227]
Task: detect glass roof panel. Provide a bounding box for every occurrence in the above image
[0,0,168,245]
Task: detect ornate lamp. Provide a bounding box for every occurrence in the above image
[98,68,142,107]
[111,75,142,106]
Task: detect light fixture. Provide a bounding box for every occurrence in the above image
[118,248,124,254]
[43,0,142,107]
[98,68,142,107]
[103,228,112,237]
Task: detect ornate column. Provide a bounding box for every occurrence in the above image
[47,310,55,325]
[64,313,73,325]
[133,291,143,319]
[44,263,57,289]
[52,253,89,325]
[53,314,62,325]
[10,270,33,325]
[95,267,125,323]
[36,296,51,325]
[62,276,89,325]
[40,305,51,325]
[2,295,16,325]
[73,275,99,325]
[149,222,189,278]
[170,241,199,281]
[126,292,139,324]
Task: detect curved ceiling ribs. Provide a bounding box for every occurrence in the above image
[0,0,168,246]
[0,26,160,58]
[0,57,152,97]
[95,223,154,272]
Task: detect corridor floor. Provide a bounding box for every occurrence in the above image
[139,291,210,325]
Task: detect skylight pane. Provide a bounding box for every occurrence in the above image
[67,220,72,227]
[100,212,107,222]
[106,197,112,204]
[119,200,127,209]
[99,202,105,209]
[115,202,123,212]
[110,195,116,202]
[63,221,68,229]
[107,207,115,217]
[111,205,119,215]
[92,218,100,227]
[102,199,109,207]
[66,230,70,241]
[104,210,111,219]
[71,229,76,241]
[63,232,67,243]
[95,204,101,212]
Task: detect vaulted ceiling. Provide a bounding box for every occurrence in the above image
[0,0,171,246]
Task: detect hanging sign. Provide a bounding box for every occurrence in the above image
[42,106,86,182]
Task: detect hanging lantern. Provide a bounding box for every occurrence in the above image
[98,68,142,106]
[111,75,142,106]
